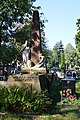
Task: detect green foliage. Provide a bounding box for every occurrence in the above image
[50,40,64,68]
[0,0,35,62]
[0,107,80,120]
[75,18,80,61]
[0,0,35,41]
[0,82,80,119]
[0,86,52,114]
[0,44,20,64]
[76,18,80,31]
[49,80,61,104]
[76,82,80,92]
[75,31,80,47]
[74,18,80,66]
[0,0,47,63]
[0,0,48,64]
[75,31,80,53]
[60,52,65,69]
[63,97,80,105]
[64,43,77,68]
[43,49,52,68]
[14,24,32,45]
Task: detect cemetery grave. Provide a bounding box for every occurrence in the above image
[61,76,80,107]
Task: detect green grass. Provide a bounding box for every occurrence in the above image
[0,106,80,120]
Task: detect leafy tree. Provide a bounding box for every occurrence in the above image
[60,51,65,69]
[76,50,80,66]
[0,0,36,63]
[0,44,19,64]
[51,40,64,68]
[64,43,76,68]
[75,19,80,52]
[74,18,80,66]
[75,32,80,52]
[0,0,48,64]
[76,18,80,31]
[0,0,36,46]
[44,49,52,68]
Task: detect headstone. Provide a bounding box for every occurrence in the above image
[61,78,76,97]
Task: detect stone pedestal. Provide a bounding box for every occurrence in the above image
[0,66,50,93]
[21,67,46,74]
[7,74,41,91]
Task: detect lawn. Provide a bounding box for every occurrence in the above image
[0,106,80,120]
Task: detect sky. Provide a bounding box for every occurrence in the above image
[33,0,80,49]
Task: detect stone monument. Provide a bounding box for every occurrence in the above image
[1,10,48,92]
[21,9,46,74]
[19,9,47,91]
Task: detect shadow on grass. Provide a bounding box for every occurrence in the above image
[76,93,80,99]
[50,105,80,118]
[0,105,80,120]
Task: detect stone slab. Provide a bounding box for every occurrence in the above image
[0,74,49,92]
[0,74,45,91]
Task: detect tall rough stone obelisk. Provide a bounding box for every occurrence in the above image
[21,9,46,73]
[29,9,45,69]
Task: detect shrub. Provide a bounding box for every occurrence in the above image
[0,86,52,114]
[49,80,61,104]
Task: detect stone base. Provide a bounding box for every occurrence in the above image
[21,67,46,74]
[7,74,41,91]
[0,73,50,92]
